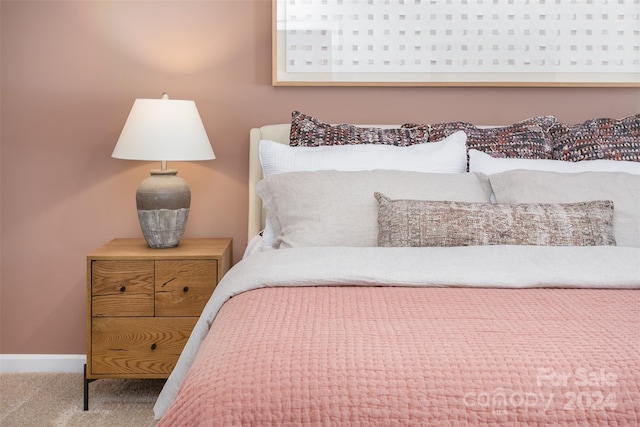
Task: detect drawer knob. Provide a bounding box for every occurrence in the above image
[183,286,189,293]
[119,286,126,292]
[150,343,157,350]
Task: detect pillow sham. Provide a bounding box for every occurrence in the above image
[289,111,429,146]
[550,114,640,162]
[408,116,556,159]
[260,131,468,177]
[375,193,615,247]
[256,170,493,249]
[469,149,640,175]
[489,170,640,247]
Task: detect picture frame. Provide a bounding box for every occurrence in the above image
[272,0,640,87]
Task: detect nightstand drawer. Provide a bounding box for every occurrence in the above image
[155,259,218,317]
[91,260,154,317]
[91,317,197,375]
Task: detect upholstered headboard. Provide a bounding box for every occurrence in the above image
[249,124,289,239]
[248,123,402,240]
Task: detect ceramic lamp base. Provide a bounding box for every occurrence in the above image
[136,169,191,248]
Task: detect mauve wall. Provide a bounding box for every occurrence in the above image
[1,0,638,355]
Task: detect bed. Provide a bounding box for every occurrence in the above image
[154,113,640,425]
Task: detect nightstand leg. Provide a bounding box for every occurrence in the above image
[83,364,96,411]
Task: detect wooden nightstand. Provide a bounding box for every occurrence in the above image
[84,237,232,410]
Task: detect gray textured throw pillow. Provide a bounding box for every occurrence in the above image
[375,193,616,247]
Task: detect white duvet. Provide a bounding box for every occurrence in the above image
[154,245,640,419]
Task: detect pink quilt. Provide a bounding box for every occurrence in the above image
[158,286,639,426]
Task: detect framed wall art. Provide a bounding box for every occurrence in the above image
[272,0,640,87]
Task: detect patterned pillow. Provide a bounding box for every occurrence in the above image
[289,111,429,147]
[375,193,615,247]
[550,114,640,162]
[406,116,557,159]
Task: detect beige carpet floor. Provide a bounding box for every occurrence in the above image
[0,373,163,426]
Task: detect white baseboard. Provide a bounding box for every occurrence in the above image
[0,354,87,374]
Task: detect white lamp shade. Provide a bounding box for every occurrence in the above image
[112,97,215,161]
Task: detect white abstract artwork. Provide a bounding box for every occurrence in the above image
[273,0,640,85]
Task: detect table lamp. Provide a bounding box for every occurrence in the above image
[112,93,215,248]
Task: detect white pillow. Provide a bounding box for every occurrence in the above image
[469,149,640,175]
[259,131,468,248]
[259,130,468,176]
